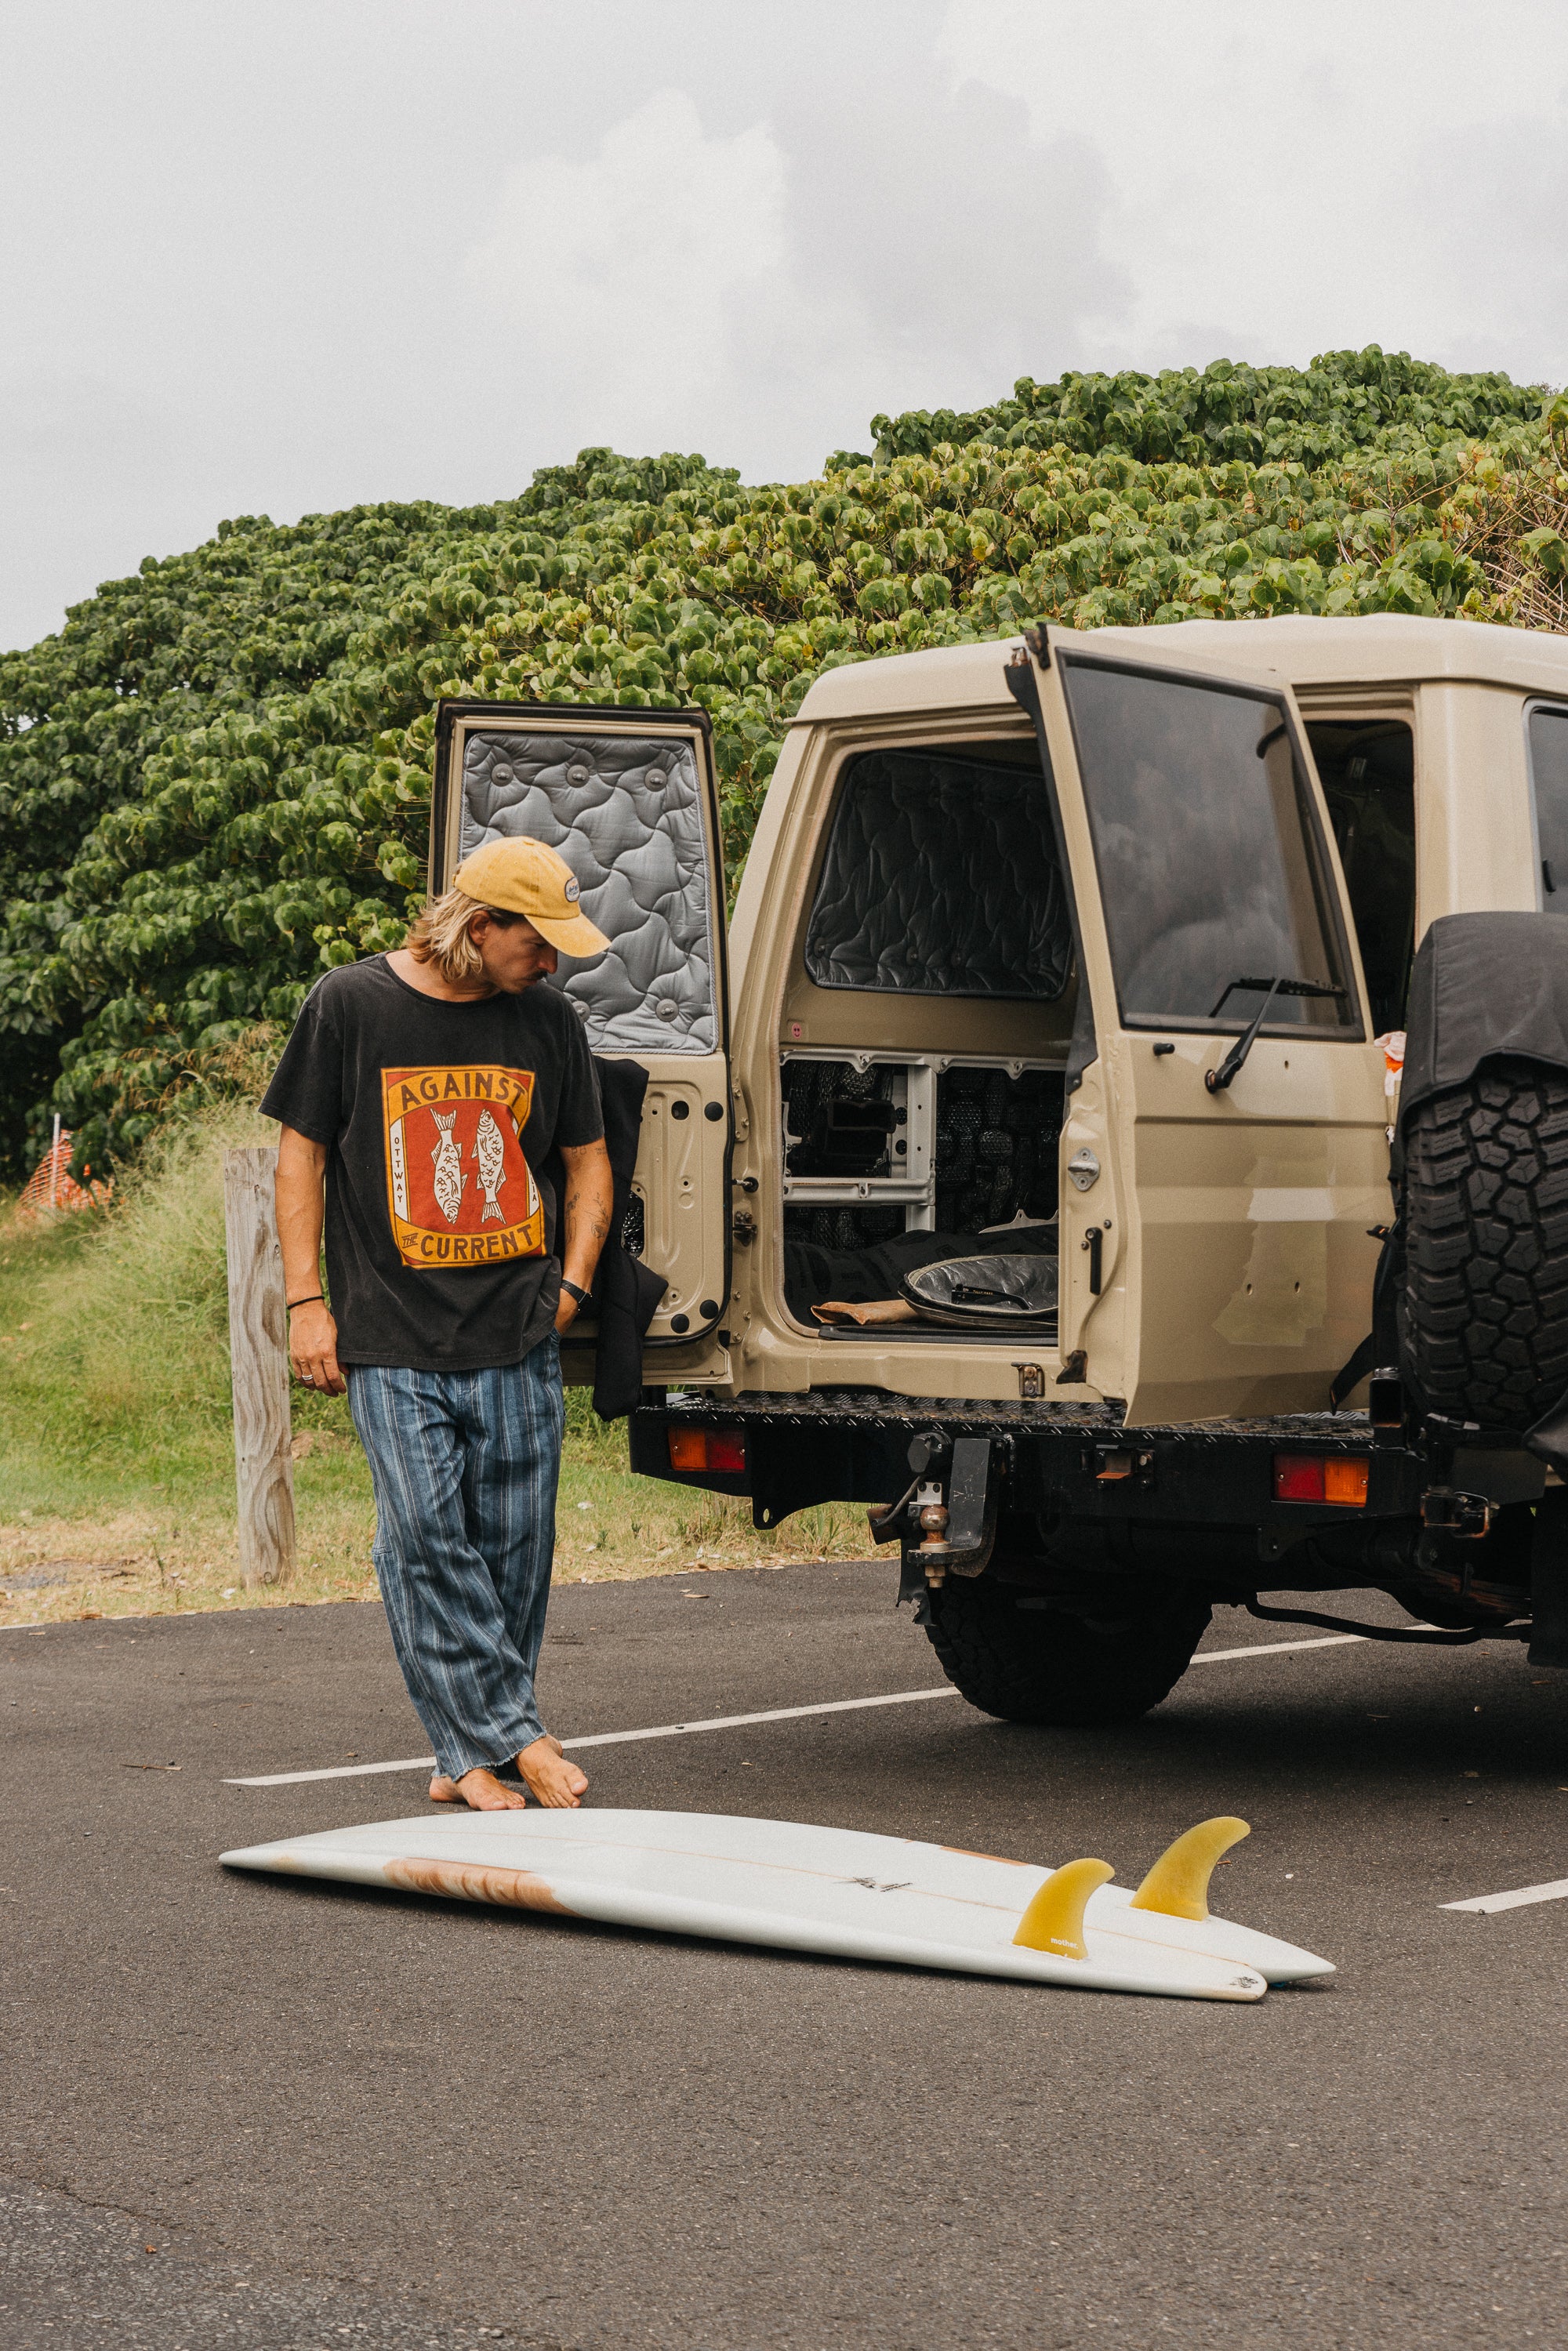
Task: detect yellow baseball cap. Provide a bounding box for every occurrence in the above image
[453,836,610,958]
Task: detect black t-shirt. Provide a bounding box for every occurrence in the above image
[260,956,604,1370]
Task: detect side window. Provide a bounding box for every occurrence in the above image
[1530,705,1568,907]
[1062,660,1359,1035]
[804,744,1072,1000]
[1306,720,1415,1036]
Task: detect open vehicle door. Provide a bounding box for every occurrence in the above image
[430,701,731,1369]
[1011,633,1388,1424]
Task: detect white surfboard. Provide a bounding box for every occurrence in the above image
[221,1810,1332,2002]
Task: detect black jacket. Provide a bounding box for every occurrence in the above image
[588,1057,668,1419]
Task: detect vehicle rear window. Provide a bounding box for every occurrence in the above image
[1530,705,1568,905]
[804,745,1073,1000]
[1062,659,1358,1034]
[1308,717,1415,1037]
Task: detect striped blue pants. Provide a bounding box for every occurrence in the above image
[346,1338,564,1781]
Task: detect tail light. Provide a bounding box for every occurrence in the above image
[1272,1453,1369,1506]
[667,1427,746,1475]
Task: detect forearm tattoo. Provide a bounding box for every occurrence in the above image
[564,1184,614,1246]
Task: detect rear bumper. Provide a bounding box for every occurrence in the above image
[627,1388,1428,1539]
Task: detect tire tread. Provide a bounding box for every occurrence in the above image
[923,1584,1210,1726]
[1402,1056,1568,1428]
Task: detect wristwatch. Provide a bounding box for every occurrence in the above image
[560,1278,592,1311]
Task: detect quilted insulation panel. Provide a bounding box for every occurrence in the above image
[804,748,1073,1000]
[459,729,718,1055]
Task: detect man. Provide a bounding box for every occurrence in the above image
[262,836,615,1812]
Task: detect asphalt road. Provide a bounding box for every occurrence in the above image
[4,1562,1568,2350]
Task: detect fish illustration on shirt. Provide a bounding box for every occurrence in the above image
[474,1108,507,1223]
[430,1110,464,1224]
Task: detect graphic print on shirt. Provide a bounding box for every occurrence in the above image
[381,1066,544,1269]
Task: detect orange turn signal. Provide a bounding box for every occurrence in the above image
[667,1427,746,1475]
[1272,1452,1369,1506]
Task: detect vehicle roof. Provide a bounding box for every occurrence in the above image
[793,614,1568,724]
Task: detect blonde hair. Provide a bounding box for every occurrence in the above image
[404,887,523,985]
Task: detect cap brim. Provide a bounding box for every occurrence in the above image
[531,909,611,959]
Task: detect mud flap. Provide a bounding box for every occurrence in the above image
[1530,1487,1568,1669]
[1329,1220,1401,1410]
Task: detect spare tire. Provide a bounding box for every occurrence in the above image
[1400,1056,1568,1430]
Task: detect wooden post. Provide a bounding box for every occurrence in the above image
[223,1145,296,1587]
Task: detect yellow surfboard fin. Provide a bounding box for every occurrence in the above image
[1129,1816,1250,1921]
[1012,1858,1115,1960]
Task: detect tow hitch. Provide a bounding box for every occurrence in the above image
[1421,1488,1497,1540]
[869,1431,1001,1597]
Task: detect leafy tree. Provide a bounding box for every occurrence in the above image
[2,349,1562,1177]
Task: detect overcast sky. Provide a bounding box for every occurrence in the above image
[2,0,1565,654]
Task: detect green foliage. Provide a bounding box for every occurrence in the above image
[868,347,1542,469]
[1,346,1561,1175]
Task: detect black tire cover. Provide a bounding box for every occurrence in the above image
[1400,911,1568,1145]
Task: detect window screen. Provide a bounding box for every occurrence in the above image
[459,727,717,1055]
[1062,660,1356,1033]
[1531,706,1568,907]
[804,746,1073,1000]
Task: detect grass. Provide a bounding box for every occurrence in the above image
[0,1105,869,1628]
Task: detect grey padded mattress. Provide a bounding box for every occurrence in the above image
[460,728,718,1055]
[805,746,1072,1000]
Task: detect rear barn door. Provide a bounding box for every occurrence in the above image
[430,700,730,1355]
[1025,644,1388,1422]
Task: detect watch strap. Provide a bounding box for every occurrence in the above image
[560,1277,592,1309]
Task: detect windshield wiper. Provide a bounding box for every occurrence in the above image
[1204,975,1348,1093]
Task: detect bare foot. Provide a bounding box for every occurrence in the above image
[517,1734,588,1809]
[428,1767,529,1810]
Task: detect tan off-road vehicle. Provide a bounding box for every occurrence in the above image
[430,614,1568,1722]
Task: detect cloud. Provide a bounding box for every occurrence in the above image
[465,89,791,451]
[941,0,1568,386]
[462,74,1125,481]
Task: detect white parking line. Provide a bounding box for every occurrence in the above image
[230,1752,441,1786]
[223,1631,1363,1787]
[1442,1878,1568,1915]
[1195,1634,1365,1665]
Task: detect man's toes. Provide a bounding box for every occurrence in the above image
[453,1768,529,1812]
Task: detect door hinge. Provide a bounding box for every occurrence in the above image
[731,1209,756,1246]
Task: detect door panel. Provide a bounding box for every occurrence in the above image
[1029,642,1388,1423]
[430,702,730,1351]
[624,1062,731,1337]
